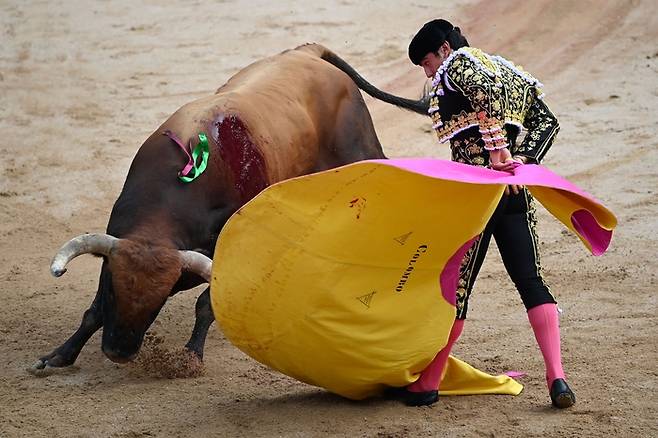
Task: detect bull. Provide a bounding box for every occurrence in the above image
[32,43,428,371]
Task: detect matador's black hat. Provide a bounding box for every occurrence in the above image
[408,19,455,65]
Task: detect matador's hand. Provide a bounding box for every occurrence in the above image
[499,156,527,195]
[491,156,526,173]
[505,184,523,196]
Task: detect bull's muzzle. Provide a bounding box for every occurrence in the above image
[102,345,138,364]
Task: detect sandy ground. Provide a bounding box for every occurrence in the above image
[1,0,657,436]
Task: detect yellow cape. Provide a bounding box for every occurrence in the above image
[210,160,615,400]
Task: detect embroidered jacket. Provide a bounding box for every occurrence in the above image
[428,47,559,166]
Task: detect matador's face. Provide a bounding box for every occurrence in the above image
[420,41,452,78]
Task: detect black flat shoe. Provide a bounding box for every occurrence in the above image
[550,378,576,409]
[384,387,439,407]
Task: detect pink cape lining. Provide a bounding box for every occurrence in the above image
[370,159,599,203]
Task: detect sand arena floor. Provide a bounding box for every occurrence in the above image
[1,0,656,436]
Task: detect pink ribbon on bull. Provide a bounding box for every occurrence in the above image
[163,130,209,183]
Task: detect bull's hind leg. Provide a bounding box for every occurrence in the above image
[30,290,103,374]
[184,287,214,359]
[332,90,387,162]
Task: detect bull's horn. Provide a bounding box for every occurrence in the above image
[51,233,119,277]
[179,251,213,282]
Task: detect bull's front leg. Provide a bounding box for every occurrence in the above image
[184,287,215,359]
[30,290,102,374]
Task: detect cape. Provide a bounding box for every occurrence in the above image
[210,159,616,400]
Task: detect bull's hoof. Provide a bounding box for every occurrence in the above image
[28,359,79,377]
[27,353,79,377]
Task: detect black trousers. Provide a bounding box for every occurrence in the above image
[456,188,556,319]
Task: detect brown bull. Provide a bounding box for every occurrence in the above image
[32,43,427,371]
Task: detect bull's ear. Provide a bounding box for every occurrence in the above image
[179,251,212,282]
[51,233,119,277]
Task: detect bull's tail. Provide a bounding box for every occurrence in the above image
[322,50,430,115]
[298,43,429,116]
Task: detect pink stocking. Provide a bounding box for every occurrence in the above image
[527,303,566,388]
[408,319,465,393]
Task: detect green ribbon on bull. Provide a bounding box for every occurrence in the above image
[179,133,209,183]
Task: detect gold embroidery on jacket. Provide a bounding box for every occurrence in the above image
[427,47,557,165]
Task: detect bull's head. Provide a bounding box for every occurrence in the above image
[50,234,212,363]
